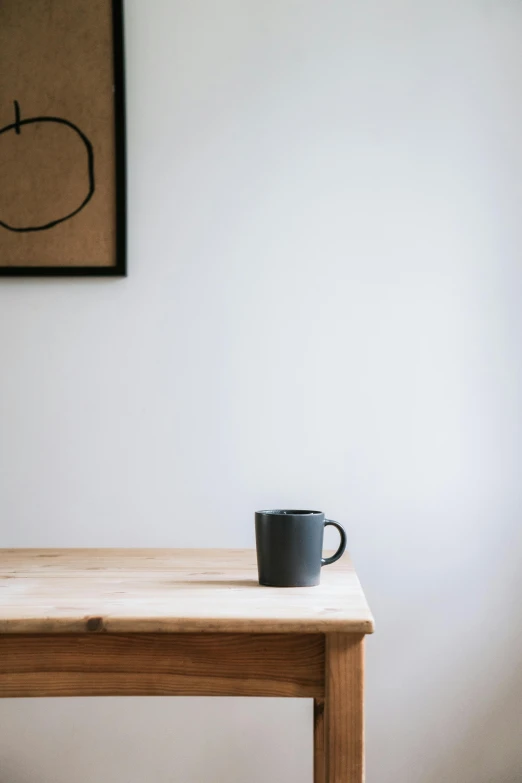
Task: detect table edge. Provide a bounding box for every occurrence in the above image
[0,617,375,635]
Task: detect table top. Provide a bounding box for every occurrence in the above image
[0,549,374,635]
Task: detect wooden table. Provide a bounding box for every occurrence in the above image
[0,549,374,782]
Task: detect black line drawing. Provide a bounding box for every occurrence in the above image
[0,101,95,232]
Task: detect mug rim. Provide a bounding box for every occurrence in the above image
[256,509,323,516]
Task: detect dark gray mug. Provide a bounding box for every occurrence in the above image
[255,509,347,587]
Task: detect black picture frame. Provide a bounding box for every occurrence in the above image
[0,0,127,277]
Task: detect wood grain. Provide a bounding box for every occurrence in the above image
[325,634,365,783]
[0,549,374,634]
[0,633,325,699]
[314,698,326,783]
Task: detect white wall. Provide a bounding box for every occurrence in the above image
[1,0,522,780]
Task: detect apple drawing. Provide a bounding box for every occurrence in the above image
[0,100,95,232]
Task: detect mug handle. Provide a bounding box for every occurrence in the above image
[321,519,347,566]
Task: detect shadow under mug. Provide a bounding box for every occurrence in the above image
[255,509,347,587]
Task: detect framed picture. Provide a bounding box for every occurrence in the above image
[0,0,126,276]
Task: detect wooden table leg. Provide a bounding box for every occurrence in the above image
[325,634,365,782]
[314,698,325,783]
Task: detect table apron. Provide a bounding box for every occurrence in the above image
[0,632,325,699]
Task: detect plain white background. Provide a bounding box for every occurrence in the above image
[1,0,522,780]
